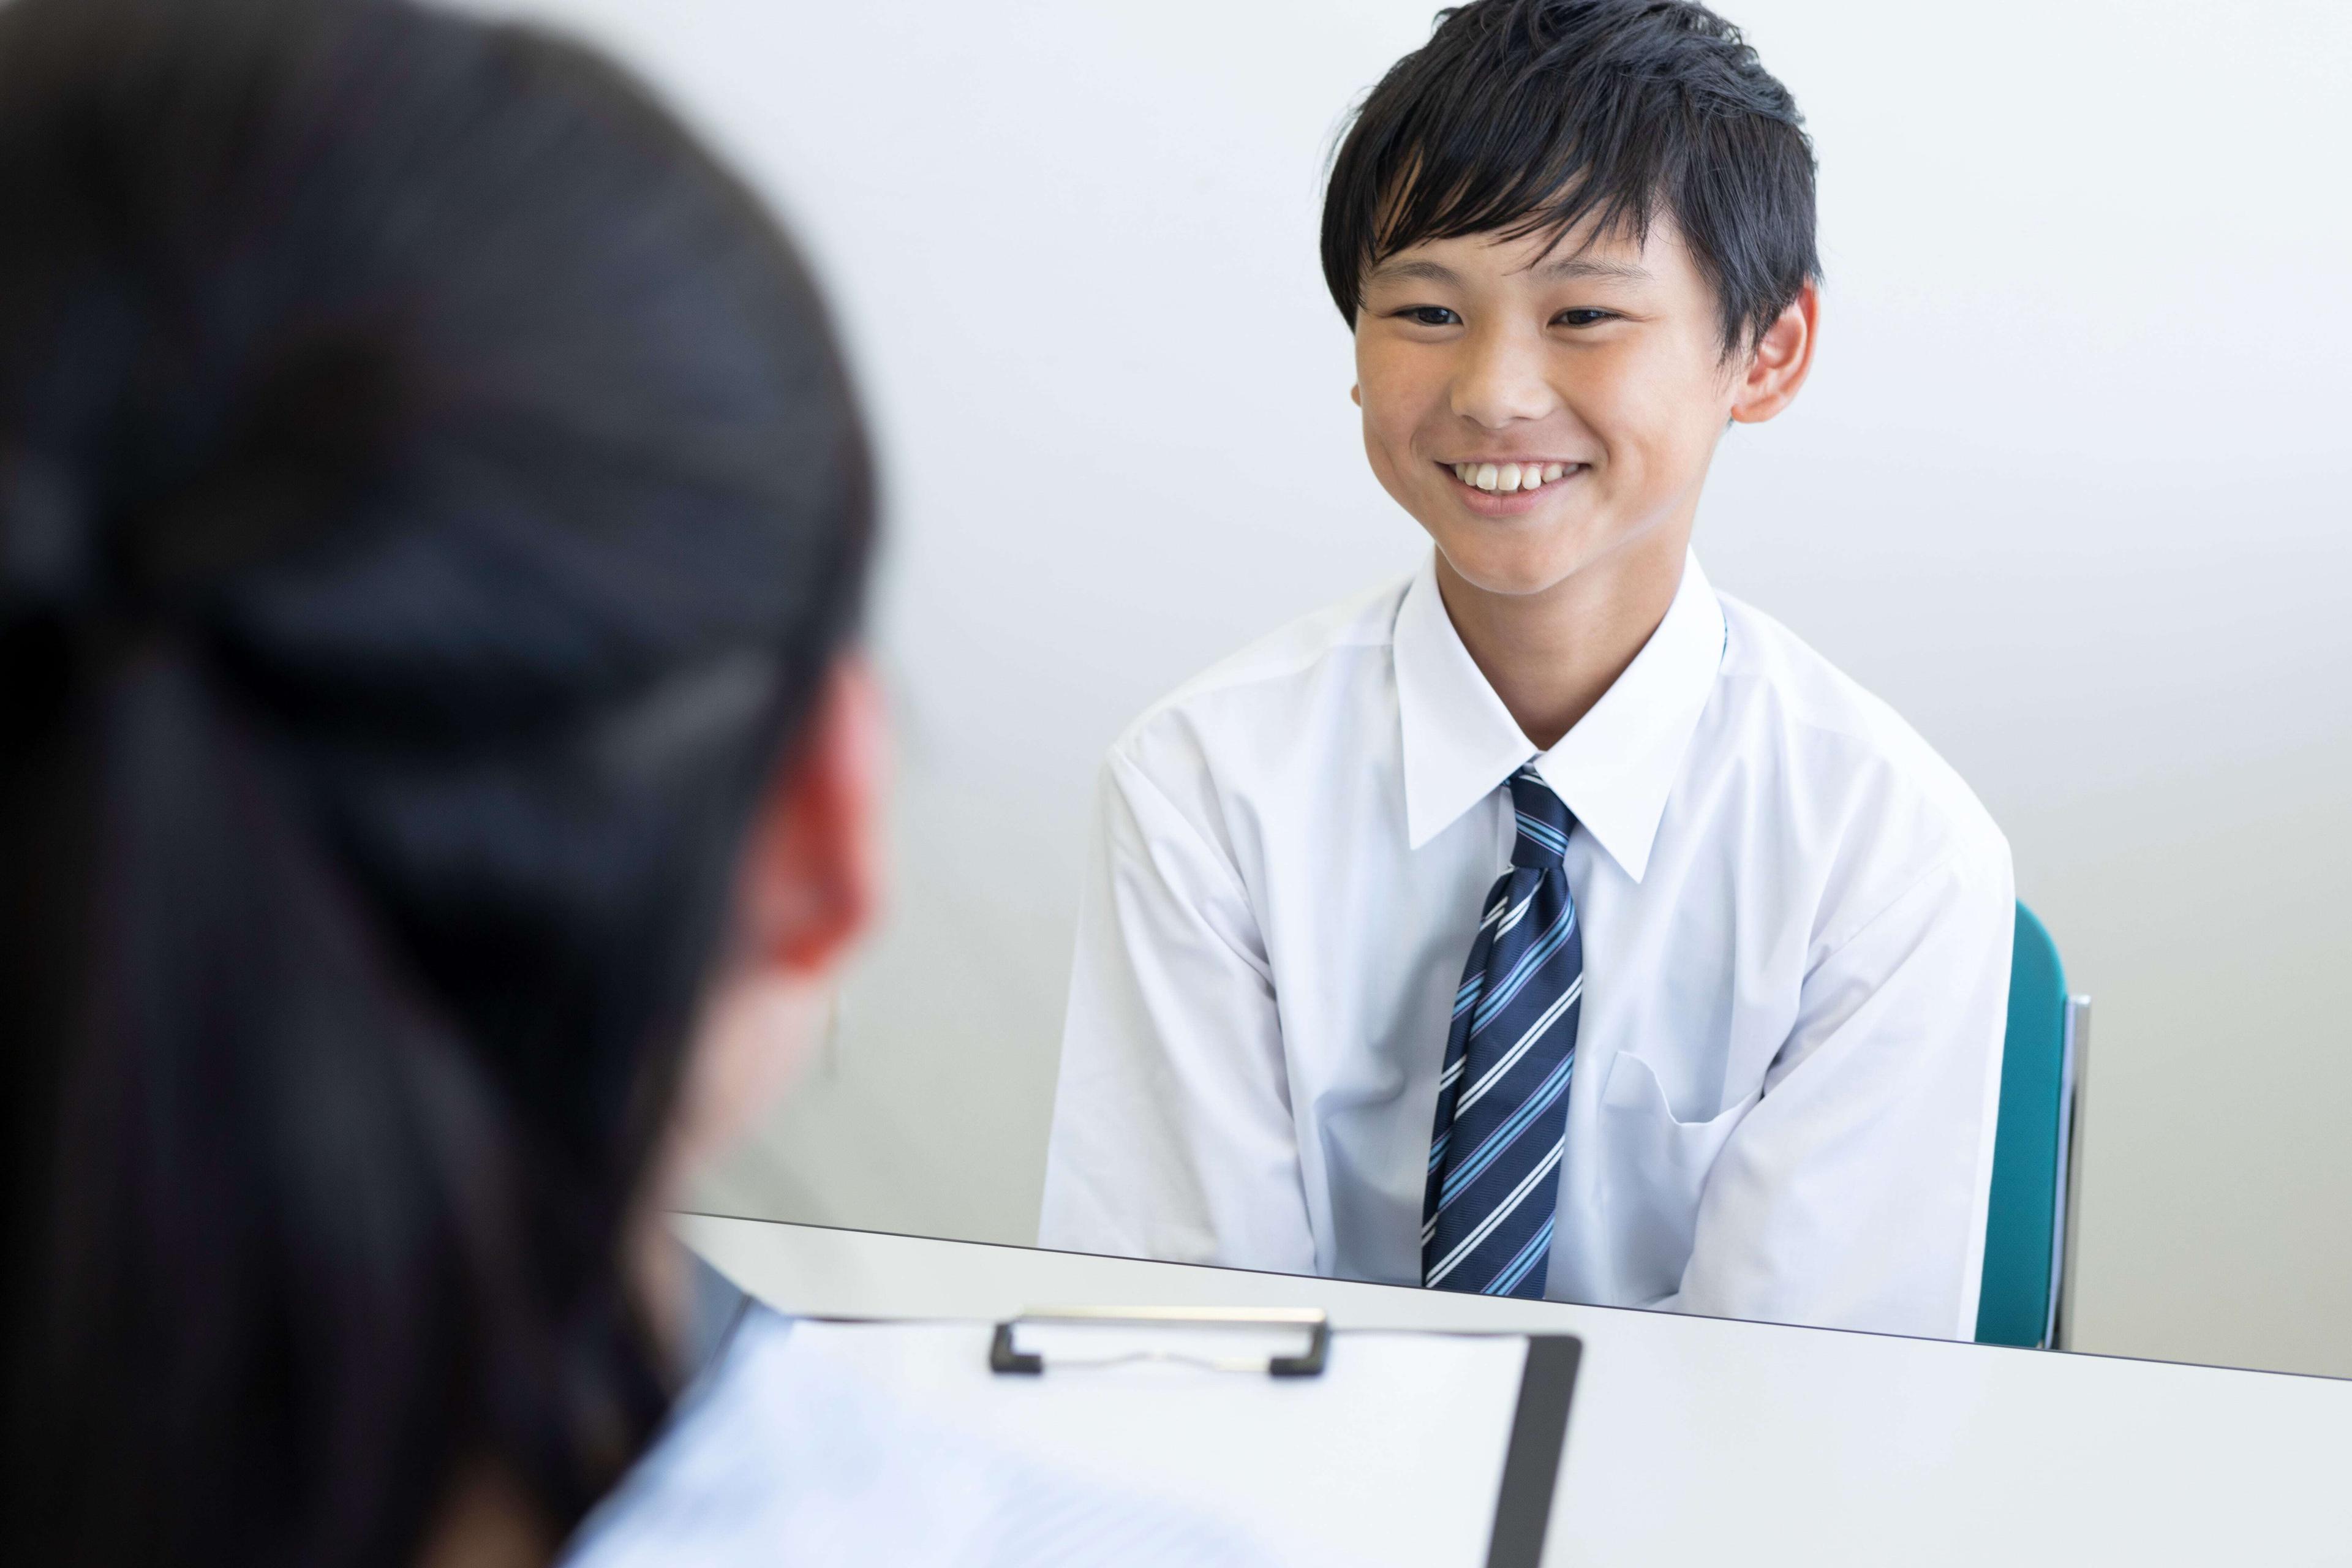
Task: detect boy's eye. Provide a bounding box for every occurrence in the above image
[1403,306,1460,326]
[1555,308,1613,328]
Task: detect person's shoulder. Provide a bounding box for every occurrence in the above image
[1104,571,1409,794]
[1711,591,2008,876]
[564,1308,1276,1568]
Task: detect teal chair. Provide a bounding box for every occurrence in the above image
[1975,903,2090,1349]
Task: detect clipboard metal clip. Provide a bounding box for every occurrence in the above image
[989,1306,1331,1378]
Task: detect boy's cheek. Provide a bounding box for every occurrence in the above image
[1358,385,1453,484]
[1354,336,1441,423]
[1352,390,1423,484]
[1355,426,1426,517]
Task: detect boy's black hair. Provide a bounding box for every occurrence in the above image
[1322,0,1819,357]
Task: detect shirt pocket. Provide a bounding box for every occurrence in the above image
[1596,1050,1756,1306]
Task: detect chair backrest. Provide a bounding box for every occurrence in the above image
[1976,903,2070,1347]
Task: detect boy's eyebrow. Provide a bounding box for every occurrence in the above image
[1535,255,1653,282]
[1365,254,1655,287]
[1368,257,1463,287]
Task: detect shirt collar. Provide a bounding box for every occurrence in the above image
[1392,547,1727,881]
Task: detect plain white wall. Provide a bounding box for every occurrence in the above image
[475,0,2352,1378]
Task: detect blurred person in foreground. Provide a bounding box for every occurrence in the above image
[0,1,1261,1564]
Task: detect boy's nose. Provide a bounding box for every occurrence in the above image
[1450,325,1556,429]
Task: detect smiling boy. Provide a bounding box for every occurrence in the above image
[1039,0,2013,1338]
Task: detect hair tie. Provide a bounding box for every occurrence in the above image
[0,445,96,632]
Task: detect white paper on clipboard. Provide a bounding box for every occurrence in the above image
[783,1317,1533,1568]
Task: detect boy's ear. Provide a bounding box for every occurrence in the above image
[1350,383,1362,407]
[1728,280,1819,426]
[736,655,885,982]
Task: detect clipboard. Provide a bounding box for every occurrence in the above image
[963,1305,1581,1568]
[681,1251,1582,1568]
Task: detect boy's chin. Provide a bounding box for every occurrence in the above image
[1427,523,1614,601]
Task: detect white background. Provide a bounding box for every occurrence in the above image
[474,0,2352,1378]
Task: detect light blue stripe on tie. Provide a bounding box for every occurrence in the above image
[1515,815,1568,856]
[1486,1210,1556,1295]
[1455,974,1582,1117]
[1469,901,1579,1035]
[1436,1052,1575,1210]
[1427,1139,1565,1284]
[1453,972,1484,1018]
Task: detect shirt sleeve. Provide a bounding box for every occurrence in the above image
[1664,835,2015,1338]
[1036,747,1317,1274]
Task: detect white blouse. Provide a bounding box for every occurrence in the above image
[565,1306,1271,1567]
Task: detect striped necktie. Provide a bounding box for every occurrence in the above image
[1422,764,1584,1297]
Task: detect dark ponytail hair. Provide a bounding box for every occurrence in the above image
[0,1,874,1562]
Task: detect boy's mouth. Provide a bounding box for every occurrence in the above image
[1442,459,1586,495]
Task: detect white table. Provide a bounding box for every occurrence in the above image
[678,1213,2352,1567]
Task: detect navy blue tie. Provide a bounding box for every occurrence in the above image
[1422,766,1584,1297]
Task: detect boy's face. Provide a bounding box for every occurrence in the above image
[1353,213,1812,601]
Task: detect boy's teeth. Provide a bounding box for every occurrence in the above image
[1449,463,1580,493]
[1455,460,1575,492]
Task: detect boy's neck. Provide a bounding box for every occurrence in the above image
[1433,521,1692,752]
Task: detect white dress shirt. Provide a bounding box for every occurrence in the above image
[1039,550,2013,1340]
